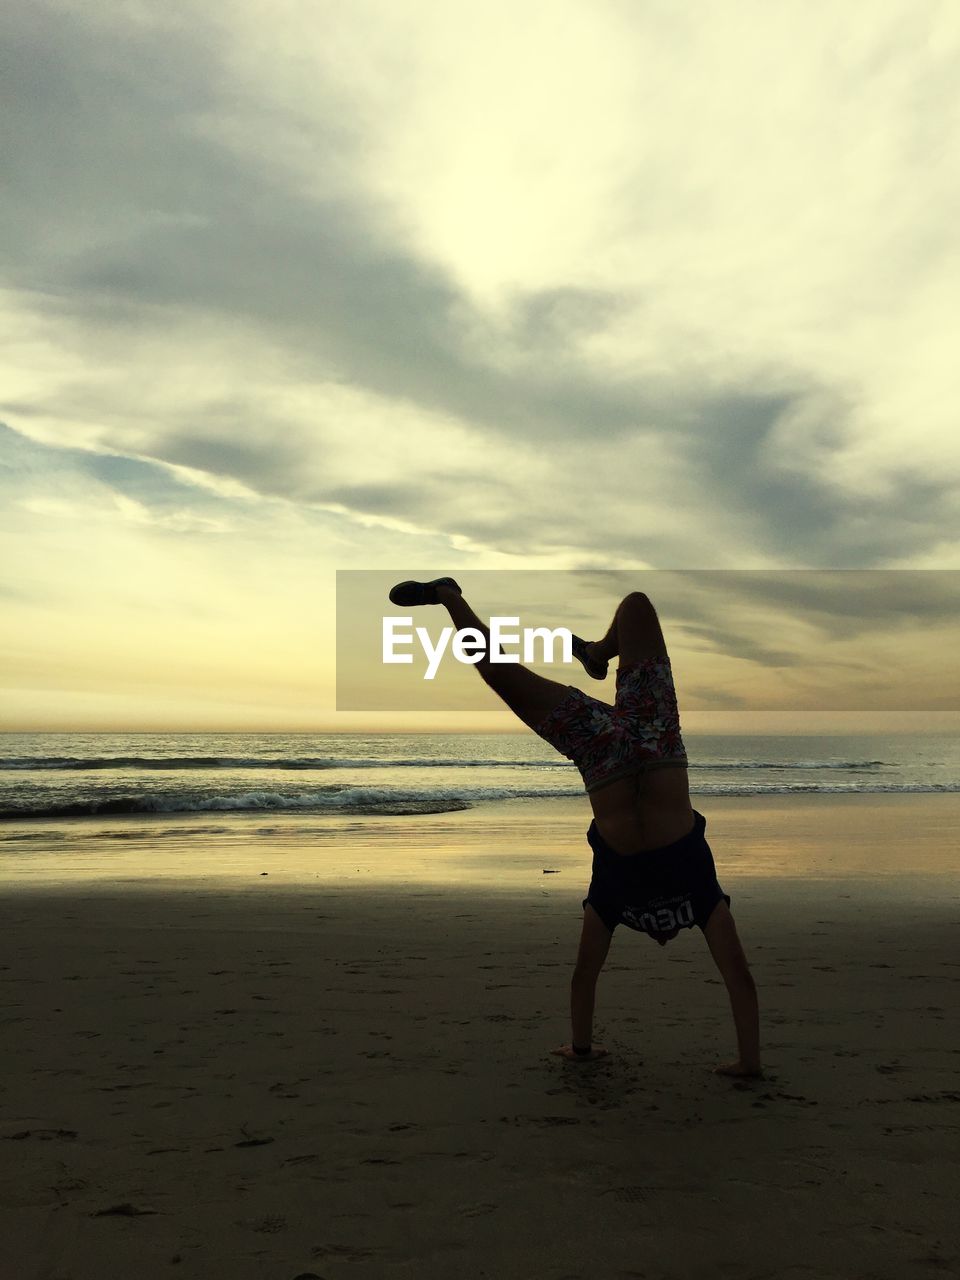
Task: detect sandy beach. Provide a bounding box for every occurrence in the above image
[2,795,959,1279]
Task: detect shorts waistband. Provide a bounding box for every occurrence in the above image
[587,810,706,860]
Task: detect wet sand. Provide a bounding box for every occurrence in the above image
[1,795,958,1279]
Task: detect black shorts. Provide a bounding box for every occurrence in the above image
[582,810,730,945]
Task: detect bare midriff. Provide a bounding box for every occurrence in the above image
[588,764,695,855]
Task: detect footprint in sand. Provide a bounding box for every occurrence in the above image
[602,1186,647,1203]
[5,1128,77,1142]
[461,1202,497,1217]
[311,1244,377,1262]
[500,1115,580,1127]
[91,1203,159,1217]
[246,1215,286,1234]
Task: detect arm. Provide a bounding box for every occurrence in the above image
[702,901,762,1076]
[552,903,612,1062]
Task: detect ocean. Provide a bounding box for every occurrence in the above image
[1,731,957,827]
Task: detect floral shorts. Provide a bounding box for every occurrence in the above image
[532,656,688,792]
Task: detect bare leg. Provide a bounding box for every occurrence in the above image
[702,901,762,1077]
[435,584,574,731]
[589,591,668,667]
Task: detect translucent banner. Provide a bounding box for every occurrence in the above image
[336,570,959,713]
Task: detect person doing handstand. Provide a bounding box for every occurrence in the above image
[388,577,761,1076]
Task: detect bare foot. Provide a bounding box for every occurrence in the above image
[713,1060,763,1078]
[552,1044,609,1063]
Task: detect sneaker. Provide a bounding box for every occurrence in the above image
[388,577,462,606]
[571,634,608,680]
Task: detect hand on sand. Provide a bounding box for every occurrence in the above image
[552,1044,609,1063]
[713,1060,763,1078]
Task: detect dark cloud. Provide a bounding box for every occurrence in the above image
[550,566,960,668]
[676,623,803,668]
[674,569,960,638]
[319,481,434,516]
[507,286,636,350]
[1,5,661,441]
[0,5,798,459]
[0,418,238,526]
[662,392,960,567]
[0,579,40,602]
[2,4,955,568]
[679,684,749,710]
[158,428,305,492]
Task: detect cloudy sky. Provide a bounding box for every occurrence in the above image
[2,0,958,732]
